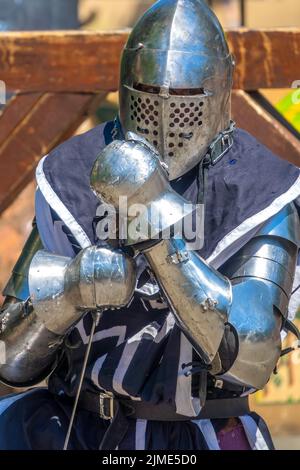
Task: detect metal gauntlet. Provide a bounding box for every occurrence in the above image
[0,240,136,387]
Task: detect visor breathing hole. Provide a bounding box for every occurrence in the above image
[137,126,149,135]
[128,92,205,157]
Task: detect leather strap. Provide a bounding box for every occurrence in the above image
[77,391,250,450]
[78,391,250,421]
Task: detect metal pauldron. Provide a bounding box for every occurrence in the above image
[0,245,136,387]
[218,203,300,389]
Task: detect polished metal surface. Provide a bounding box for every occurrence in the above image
[119,0,234,179]
[220,203,299,318]
[29,246,136,335]
[3,222,43,301]
[91,136,195,245]
[222,279,282,389]
[219,205,300,389]
[0,246,136,386]
[91,133,299,389]
[225,257,294,300]
[0,299,62,387]
[144,238,231,363]
[91,134,231,360]
[256,203,300,246]
[222,236,298,280]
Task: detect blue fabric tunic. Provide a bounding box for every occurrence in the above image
[0,122,299,450]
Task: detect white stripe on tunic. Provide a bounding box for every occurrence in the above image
[135,420,147,450]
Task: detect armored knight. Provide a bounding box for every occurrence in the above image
[0,0,299,450]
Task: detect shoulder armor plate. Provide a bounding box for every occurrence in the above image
[255,202,300,247]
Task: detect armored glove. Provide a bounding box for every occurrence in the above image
[0,245,136,386]
[91,134,230,364]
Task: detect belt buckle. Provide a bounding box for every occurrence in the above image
[99,392,114,420]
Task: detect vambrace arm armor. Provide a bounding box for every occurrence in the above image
[0,227,136,387]
[143,203,299,390]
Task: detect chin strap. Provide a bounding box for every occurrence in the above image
[197,120,236,205]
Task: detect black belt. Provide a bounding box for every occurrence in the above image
[76,391,250,450]
[78,390,250,421]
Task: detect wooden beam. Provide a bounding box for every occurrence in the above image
[231,90,300,167]
[226,29,300,90]
[0,31,127,93]
[0,29,298,92]
[0,93,42,145]
[0,92,106,214]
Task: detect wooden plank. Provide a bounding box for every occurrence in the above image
[0,92,106,213]
[0,29,298,92]
[231,90,300,166]
[0,93,42,145]
[0,31,128,93]
[226,29,300,90]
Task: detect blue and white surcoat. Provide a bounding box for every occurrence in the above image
[0,122,299,450]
